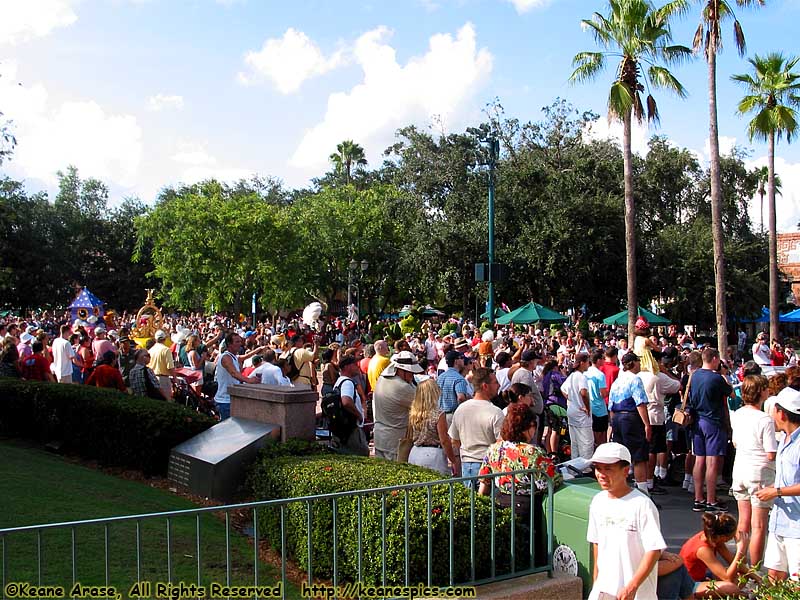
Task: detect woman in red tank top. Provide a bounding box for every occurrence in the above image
[678,512,757,597]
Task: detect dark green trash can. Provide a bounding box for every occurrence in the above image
[545,477,601,598]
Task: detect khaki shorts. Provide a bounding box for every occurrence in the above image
[731,478,775,509]
[764,533,800,578]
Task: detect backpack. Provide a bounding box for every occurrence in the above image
[285,348,301,381]
[321,377,357,439]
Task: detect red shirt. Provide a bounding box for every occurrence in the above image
[18,353,50,381]
[600,362,620,390]
[679,532,714,582]
[771,350,786,366]
[86,364,126,391]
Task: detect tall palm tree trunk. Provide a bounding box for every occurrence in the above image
[768,131,779,343]
[708,50,729,357]
[623,109,637,346]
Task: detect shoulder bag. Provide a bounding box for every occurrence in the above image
[672,372,694,427]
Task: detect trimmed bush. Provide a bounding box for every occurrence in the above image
[0,378,214,475]
[248,452,536,586]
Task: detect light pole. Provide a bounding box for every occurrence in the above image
[487,137,499,327]
[348,259,369,320]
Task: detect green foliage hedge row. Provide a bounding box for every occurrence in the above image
[0,378,214,475]
[248,447,533,586]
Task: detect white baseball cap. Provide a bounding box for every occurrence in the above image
[775,387,800,415]
[590,442,632,465]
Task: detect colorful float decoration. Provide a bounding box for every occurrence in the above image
[69,287,105,331]
[131,289,164,348]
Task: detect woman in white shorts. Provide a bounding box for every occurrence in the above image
[730,374,777,566]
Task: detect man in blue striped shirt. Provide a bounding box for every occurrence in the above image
[438,350,470,425]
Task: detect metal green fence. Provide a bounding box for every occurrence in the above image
[0,469,554,599]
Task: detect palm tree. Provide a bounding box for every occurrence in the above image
[693,0,764,356]
[570,0,691,343]
[756,166,782,233]
[732,52,800,343]
[328,140,368,185]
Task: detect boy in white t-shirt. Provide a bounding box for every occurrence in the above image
[587,443,666,600]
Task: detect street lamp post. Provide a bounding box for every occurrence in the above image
[487,137,499,328]
[347,259,369,320]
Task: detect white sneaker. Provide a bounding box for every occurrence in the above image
[687,482,695,494]
[682,479,690,490]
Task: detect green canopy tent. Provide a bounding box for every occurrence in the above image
[480,307,508,319]
[602,306,670,326]
[495,302,568,325]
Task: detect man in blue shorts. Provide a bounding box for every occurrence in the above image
[608,352,651,496]
[689,348,732,512]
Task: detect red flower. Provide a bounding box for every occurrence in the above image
[546,464,556,478]
[432,507,442,515]
[323,466,333,472]
[504,447,519,461]
[390,490,399,497]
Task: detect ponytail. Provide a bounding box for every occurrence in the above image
[701,512,736,541]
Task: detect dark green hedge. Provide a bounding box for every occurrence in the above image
[248,449,533,586]
[0,378,214,475]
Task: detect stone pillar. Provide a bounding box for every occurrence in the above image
[229,384,318,442]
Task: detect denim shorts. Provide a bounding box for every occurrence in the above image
[692,417,728,456]
[657,564,697,600]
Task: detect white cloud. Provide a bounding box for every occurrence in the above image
[0,61,142,187]
[507,0,552,13]
[583,116,651,157]
[745,155,800,233]
[704,135,737,159]
[147,93,184,111]
[238,28,345,93]
[171,143,215,166]
[0,0,77,45]
[290,23,493,172]
[170,140,251,184]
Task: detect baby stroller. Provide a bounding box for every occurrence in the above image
[172,375,220,420]
[544,402,572,463]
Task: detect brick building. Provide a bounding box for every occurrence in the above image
[778,232,800,304]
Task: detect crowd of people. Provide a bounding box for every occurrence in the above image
[2,308,799,598]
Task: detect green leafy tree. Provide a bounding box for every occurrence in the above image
[733,52,800,342]
[692,0,764,354]
[329,140,368,186]
[570,0,690,341]
[288,184,408,313]
[382,125,488,312]
[136,179,294,313]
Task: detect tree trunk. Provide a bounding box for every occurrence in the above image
[768,132,780,344]
[708,50,729,358]
[623,108,637,347]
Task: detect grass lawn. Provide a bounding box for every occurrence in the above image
[0,439,299,598]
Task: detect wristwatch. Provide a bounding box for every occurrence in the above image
[777,487,782,497]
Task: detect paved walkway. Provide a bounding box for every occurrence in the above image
[656,481,737,551]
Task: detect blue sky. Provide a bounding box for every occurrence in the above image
[1,0,799,229]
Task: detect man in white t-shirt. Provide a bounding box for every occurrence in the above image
[752,332,771,366]
[449,367,505,488]
[587,443,666,600]
[51,324,81,383]
[561,353,593,461]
